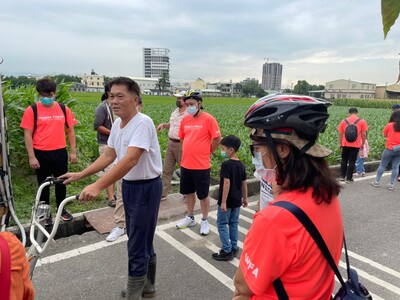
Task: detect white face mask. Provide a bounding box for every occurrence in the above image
[252,151,277,182]
[252,152,265,171]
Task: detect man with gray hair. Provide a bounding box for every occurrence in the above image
[61,77,162,300]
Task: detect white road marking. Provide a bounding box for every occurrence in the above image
[179,228,240,267]
[339,260,400,295]
[156,230,235,291]
[345,249,400,279]
[35,195,399,298]
[36,235,128,267]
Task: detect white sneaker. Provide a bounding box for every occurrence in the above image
[200,219,210,236]
[106,226,125,242]
[176,216,196,229]
[371,181,380,188]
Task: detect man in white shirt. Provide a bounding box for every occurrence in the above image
[156,91,187,200]
[61,77,162,300]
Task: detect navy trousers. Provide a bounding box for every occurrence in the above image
[122,176,162,277]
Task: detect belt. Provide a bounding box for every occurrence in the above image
[169,138,180,143]
[123,176,161,184]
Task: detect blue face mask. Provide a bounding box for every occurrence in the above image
[220,151,228,159]
[186,105,198,115]
[40,97,54,105]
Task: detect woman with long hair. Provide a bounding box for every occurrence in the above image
[371,109,400,191]
[233,94,343,300]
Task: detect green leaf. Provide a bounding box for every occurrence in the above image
[382,0,400,38]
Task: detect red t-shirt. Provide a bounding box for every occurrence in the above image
[240,188,343,300]
[337,115,368,148]
[383,122,400,150]
[179,112,221,169]
[20,102,77,150]
[0,232,35,300]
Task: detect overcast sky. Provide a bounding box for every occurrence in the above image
[1,0,399,87]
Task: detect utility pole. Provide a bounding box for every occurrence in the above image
[347,78,351,99]
[396,53,400,84]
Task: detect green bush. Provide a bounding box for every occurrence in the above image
[333,98,399,109]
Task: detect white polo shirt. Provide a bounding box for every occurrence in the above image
[108,113,162,180]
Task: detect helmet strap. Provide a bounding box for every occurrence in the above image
[299,141,315,156]
[193,102,201,117]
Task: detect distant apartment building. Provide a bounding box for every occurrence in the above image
[81,69,104,92]
[128,77,159,95]
[143,47,170,78]
[241,78,259,85]
[325,79,376,100]
[261,63,282,91]
[219,82,242,97]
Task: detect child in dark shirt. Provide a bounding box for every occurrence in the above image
[212,135,248,261]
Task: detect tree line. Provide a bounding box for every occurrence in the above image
[2,74,324,98]
[2,74,82,88]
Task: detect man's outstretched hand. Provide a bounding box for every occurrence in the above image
[78,183,102,201]
[59,172,83,185]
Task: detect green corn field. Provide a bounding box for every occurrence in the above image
[2,86,398,221]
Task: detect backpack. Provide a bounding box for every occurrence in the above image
[272,201,372,300]
[31,102,69,134]
[344,118,361,143]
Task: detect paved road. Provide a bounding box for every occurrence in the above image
[31,172,400,299]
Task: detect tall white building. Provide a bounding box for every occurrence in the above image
[143,47,170,78]
[261,63,282,91]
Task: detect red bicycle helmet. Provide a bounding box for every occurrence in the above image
[244,94,331,138]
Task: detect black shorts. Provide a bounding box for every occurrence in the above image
[180,167,210,200]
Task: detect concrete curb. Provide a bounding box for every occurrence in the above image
[9,161,382,243]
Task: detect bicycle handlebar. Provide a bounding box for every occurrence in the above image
[29,194,79,255]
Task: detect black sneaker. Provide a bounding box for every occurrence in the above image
[345,178,354,183]
[212,250,234,261]
[339,177,345,182]
[232,248,239,258]
[60,209,73,221]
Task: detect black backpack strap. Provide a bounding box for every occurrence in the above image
[344,118,350,125]
[58,103,69,128]
[31,103,37,134]
[273,279,289,300]
[354,118,361,125]
[271,201,347,298]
